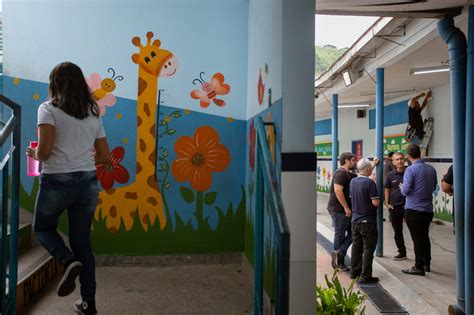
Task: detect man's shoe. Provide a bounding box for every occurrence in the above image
[57,261,82,297]
[402,266,425,276]
[358,276,379,284]
[349,271,360,279]
[393,253,407,261]
[74,300,97,314]
[424,265,431,272]
[331,251,338,270]
[338,263,349,272]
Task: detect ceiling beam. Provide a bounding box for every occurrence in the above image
[316,7,463,18]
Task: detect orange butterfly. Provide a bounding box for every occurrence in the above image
[191,72,230,108]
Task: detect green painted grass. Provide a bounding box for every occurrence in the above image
[263,239,276,301]
[20,178,246,255]
[244,208,255,265]
[434,208,453,223]
[91,186,246,254]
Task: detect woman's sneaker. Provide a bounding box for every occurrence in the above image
[74,300,97,314]
[57,261,82,296]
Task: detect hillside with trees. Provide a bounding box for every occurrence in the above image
[315,44,347,77]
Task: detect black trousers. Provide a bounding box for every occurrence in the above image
[405,210,434,269]
[351,222,378,280]
[389,206,406,255]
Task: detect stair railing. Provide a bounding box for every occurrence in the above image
[254,116,290,315]
[0,95,21,315]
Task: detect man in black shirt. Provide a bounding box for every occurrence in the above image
[349,158,380,284]
[384,152,407,260]
[327,152,356,271]
[407,90,432,144]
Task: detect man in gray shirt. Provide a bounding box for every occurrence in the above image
[400,144,437,276]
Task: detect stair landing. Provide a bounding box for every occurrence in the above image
[23,262,253,314]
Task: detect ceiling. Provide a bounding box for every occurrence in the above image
[315,14,468,118]
[315,0,466,18]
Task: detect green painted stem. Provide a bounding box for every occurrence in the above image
[196,191,204,227]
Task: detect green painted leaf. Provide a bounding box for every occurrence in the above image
[180,186,195,203]
[204,192,217,205]
[172,112,182,118]
[161,163,168,171]
[167,129,176,135]
[163,149,169,158]
[165,182,171,189]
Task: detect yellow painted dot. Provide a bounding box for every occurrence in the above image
[33,94,40,100]
[227,117,234,123]
[122,138,129,144]
[13,78,20,85]
[164,116,171,123]
[116,113,123,119]
[184,109,191,115]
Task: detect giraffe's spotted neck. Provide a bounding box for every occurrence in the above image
[135,68,159,184]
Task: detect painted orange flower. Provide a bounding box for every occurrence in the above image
[171,126,231,191]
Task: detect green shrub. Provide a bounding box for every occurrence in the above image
[316,271,366,315]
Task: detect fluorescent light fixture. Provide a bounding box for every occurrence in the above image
[343,71,353,86]
[338,104,370,108]
[342,69,359,86]
[410,65,450,75]
[360,88,415,96]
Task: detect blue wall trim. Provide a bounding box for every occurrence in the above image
[315,119,331,135]
[369,99,408,129]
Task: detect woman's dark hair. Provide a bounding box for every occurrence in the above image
[49,62,99,119]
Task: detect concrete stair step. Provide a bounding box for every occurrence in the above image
[8,244,60,314]
[2,222,33,256]
[3,206,62,314]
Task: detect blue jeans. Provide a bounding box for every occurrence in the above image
[329,210,352,257]
[33,171,98,301]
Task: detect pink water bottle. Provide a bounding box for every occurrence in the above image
[27,141,41,176]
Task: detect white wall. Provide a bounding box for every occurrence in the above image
[424,83,453,157]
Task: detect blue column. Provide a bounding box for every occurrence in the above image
[375,68,384,257]
[332,94,338,174]
[465,5,474,315]
[438,17,467,314]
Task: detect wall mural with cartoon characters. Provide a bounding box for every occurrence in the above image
[4,0,250,254]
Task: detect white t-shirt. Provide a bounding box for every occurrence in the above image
[37,101,106,174]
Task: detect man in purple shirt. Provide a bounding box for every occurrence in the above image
[400,144,437,276]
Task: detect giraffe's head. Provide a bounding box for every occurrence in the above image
[131,32,178,77]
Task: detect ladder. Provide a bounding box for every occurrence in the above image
[420,117,434,157]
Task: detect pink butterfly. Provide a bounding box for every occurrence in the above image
[86,69,123,116]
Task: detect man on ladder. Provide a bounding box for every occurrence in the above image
[405,90,434,156]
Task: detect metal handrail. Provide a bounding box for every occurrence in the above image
[0,94,21,315]
[254,116,290,315]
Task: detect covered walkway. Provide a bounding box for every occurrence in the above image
[317,192,456,314]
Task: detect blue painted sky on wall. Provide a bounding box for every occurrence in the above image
[4,0,249,119]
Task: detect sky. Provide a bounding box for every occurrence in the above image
[315,15,379,48]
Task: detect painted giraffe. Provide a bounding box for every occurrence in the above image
[96,31,178,232]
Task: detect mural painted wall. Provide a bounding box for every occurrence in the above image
[4,0,250,254]
[244,0,284,301]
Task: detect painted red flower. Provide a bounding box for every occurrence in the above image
[96,146,130,190]
[249,119,256,171]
